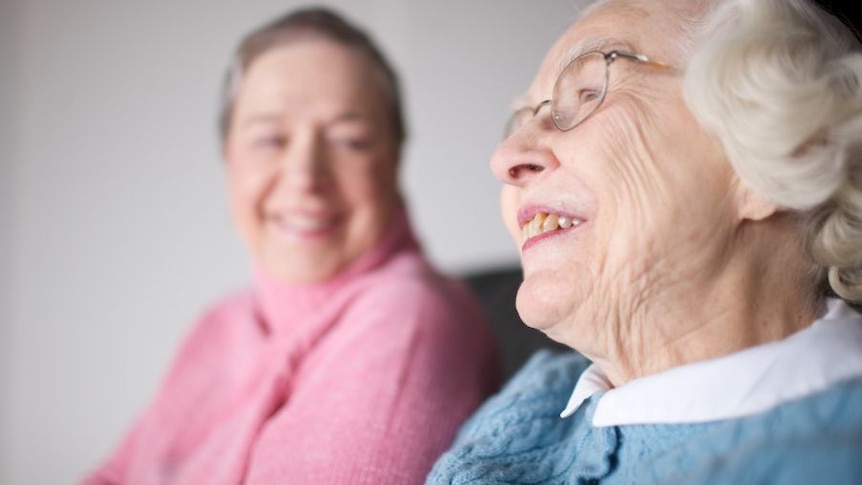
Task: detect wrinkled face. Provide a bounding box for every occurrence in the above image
[493,0,739,346]
[225,39,400,284]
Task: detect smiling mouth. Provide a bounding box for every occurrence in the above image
[522,212,583,241]
[271,213,339,237]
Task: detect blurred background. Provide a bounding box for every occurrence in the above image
[0,0,575,482]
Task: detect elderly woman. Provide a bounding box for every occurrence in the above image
[427,0,862,483]
[81,7,500,485]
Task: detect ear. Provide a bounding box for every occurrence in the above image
[735,180,779,222]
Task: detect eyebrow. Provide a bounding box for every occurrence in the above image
[558,37,632,72]
[239,114,282,130]
[509,37,630,111]
[238,111,374,130]
[509,37,632,111]
[331,112,373,125]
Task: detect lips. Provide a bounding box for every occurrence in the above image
[268,211,340,238]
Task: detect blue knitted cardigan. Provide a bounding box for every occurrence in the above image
[427,350,862,484]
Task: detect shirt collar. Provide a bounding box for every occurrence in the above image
[560,299,862,426]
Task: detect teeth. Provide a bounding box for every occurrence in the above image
[528,213,543,238]
[291,217,330,230]
[522,212,581,240]
[277,214,334,232]
[542,213,559,232]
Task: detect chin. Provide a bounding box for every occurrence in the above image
[515,271,574,332]
[263,256,340,285]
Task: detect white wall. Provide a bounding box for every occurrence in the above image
[1,1,18,483]
[2,1,576,483]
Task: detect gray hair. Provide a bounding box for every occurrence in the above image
[672,0,862,304]
[218,7,406,148]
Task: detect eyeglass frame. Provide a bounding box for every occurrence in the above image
[503,49,675,139]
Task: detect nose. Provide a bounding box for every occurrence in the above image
[490,129,557,187]
[282,131,329,191]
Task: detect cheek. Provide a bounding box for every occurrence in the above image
[500,185,520,242]
[225,157,272,226]
[369,157,398,201]
[592,113,736,292]
[339,156,399,219]
[595,111,679,228]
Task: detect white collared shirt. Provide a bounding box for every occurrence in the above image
[560,299,862,427]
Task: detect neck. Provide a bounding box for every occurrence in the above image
[253,206,419,334]
[572,215,820,387]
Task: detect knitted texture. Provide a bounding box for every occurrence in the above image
[427,350,862,485]
[82,210,501,485]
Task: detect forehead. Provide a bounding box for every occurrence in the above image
[532,0,681,89]
[232,38,392,124]
[244,39,374,93]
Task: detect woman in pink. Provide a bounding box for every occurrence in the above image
[82,7,500,484]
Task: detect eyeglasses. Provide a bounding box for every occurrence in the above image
[503,50,674,139]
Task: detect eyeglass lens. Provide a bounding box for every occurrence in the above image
[503,51,610,139]
[551,51,609,131]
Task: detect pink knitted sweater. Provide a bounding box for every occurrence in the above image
[82,210,500,484]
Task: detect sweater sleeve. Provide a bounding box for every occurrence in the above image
[80,425,138,485]
[79,292,260,485]
[244,275,500,484]
[425,350,589,485]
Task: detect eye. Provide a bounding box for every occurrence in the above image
[579,89,602,104]
[332,137,370,152]
[252,134,287,151]
[327,126,374,153]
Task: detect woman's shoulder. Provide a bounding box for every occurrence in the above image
[346,254,488,331]
[426,350,592,483]
[749,375,862,446]
[188,287,257,331]
[671,377,862,485]
[668,377,862,485]
[361,250,467,296]
[791,375,862,427]
[722,375,862,441]
[337,266,498,380]
[454,349,589,432]
[167,287,259,356]
[197,286,256,318]
[500,349,591,397]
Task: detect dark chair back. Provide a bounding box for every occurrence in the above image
[462,264,569,381]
